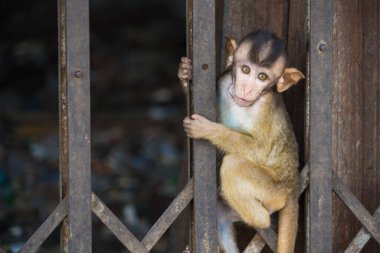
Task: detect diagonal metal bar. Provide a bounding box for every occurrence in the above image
[297,163,309,198]
[255,227,278,252]
[332,172,380,244]
[18,198,68,253]
[243,164,309,253]
[344,206,380,253]
[91,193,149,253]
[142,178,194,250]
[243,233,266,253]
[0,248,6,253]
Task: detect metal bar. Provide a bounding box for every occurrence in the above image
[344,206,380,253]
[0,248,5,253]
[305,1,311,252]
[243,234,266,253]
[91,194,149,253]
[255,228,278,252]
[298,164,309,197]
[332,173,380,244]
[57,0,70,250]
[19,198,68,253]
[309,0,333,252]
[191,0,218,252]
[58,0,92,251]
[142,179,194,250]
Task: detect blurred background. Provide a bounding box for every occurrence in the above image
[0,0,187,252]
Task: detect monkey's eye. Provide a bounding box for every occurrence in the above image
[258,73,268,81]
[241,65,250,74]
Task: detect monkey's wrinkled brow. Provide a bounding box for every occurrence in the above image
[243,31,286,68]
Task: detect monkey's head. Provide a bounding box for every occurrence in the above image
[225,30,304,107]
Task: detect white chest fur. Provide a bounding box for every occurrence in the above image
[219,86,256,133]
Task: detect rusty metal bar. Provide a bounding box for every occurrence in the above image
[332,173,380,244]
[191,0,218,252]
[57,0,69,250]
[298,164,309,197]
[344,206,380,253]
[58,0,92,252]
[19,198,68,253]
[255,228,277,252]
[243,234,266,253]
[309,0,333,252]
[91,194,149,253]
[142,178,194,250]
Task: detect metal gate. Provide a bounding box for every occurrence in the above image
[1,0,379,252]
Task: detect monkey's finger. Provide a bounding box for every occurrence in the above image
[181,57,192,64]
[183,117,193,125]
[180,79,189,88]
[191,114,206,121]
[180,62,193,69]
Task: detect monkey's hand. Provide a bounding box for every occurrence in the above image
[183,114,216,139]
[178,57,192,90]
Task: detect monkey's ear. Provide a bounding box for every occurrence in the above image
[276,68,305,93]
[225,37,238,68]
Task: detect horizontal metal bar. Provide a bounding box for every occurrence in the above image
[91,193,149,253]
[142,178,194,250]
[332,173,380,244]
[243,234,266,253]
[344,206,380,253]
[19,198,68,253]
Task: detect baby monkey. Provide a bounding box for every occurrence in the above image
[178,30,304,253]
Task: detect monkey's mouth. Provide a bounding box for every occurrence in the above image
[228,84,255,107]
[233,96,254,107]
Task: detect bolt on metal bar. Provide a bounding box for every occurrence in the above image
[309,0,333,252]
[191,0,218,252]
[58,0,92,252]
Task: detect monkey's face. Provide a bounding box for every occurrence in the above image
[230,41,286,107]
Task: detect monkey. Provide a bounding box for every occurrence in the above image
[178,30,304,253]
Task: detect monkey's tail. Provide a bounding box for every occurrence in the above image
[277,195,298,253]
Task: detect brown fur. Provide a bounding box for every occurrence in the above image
[179,32,304,253]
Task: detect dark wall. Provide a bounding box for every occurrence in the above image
[332,1,380,252]
[0,0,187,252]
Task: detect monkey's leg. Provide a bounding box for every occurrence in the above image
[217,198,241,253]
[277,196,298,253]
[220,155,282,229]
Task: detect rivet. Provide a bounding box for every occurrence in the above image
[202,64,208,70]
[319,43,327,52]
[74,70,83,78]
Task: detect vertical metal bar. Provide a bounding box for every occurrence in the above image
[305,1,311,252]
[58,0,92,252]
[191,1,218,253]
[309,0,333,252]
[58,0,69,251]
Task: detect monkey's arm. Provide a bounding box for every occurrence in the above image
[183,114,268,163]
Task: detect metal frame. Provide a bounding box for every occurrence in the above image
[308,0,333,252]
[2,0,379,253]
[2,0,217,252]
